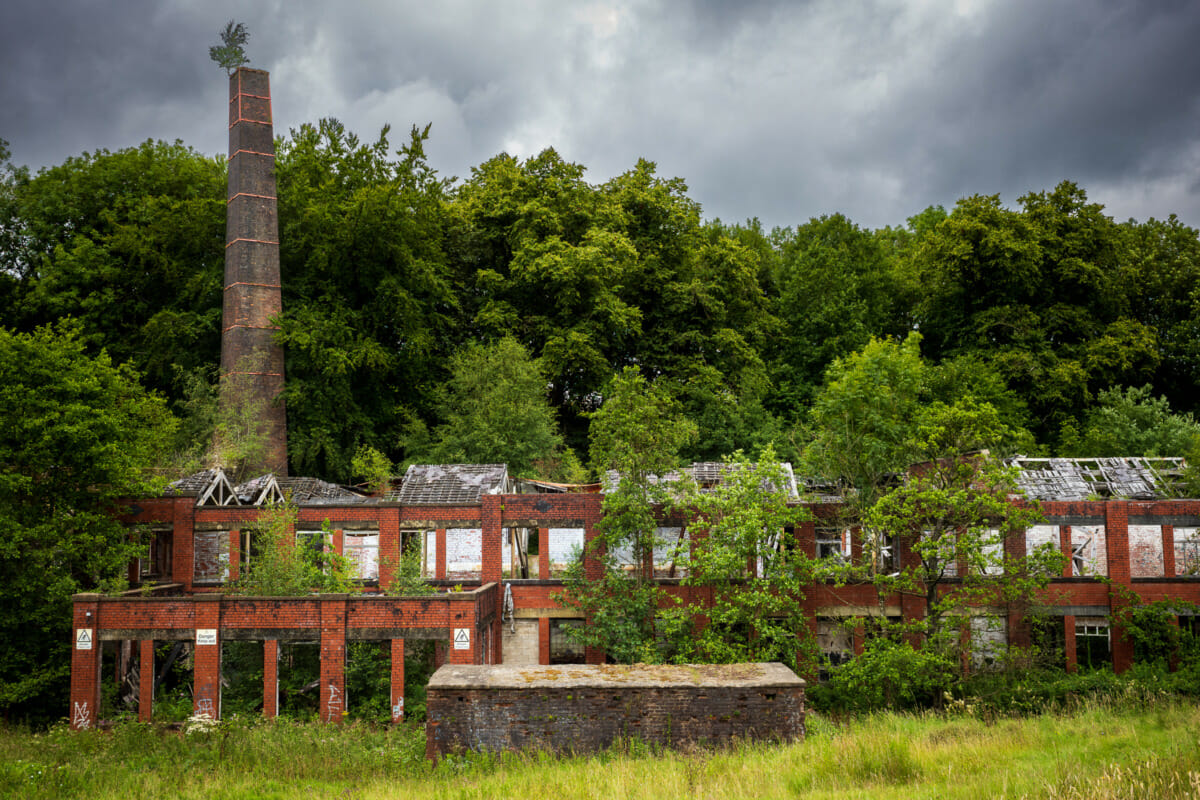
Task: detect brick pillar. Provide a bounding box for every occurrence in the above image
[539,617,551,665]
[1006,525,1031,648]
[850,524,863,565]
[263,640,278,718]
[320,595,347,723]
[436,529,447,579]
[221,67,287,475]
[332,529,344,558]
[538,528,550,579]
[1064,614,1077,673]
[481,495,503,584]
[1061,525,1074,577]
[70,594,102,730]
[447,596,476,665]
[193,595,222,719]
[1105,501,1134,672]
[1163,525,1176,578]
[796,520,817,559]
[139,639,155,722]
[174,498,196,591]
[390,639,405,723]
[379,509,400,589]
[228,529,241,582]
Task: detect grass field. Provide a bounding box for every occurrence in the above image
[2,694,1198,799]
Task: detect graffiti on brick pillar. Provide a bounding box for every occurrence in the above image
[326,684,342,720]
[392,697,404,720]
[196,685,215,718]
[73,701,90,729]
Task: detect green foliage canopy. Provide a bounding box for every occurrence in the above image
[0,322,176,721]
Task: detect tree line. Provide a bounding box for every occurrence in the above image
[4,124,1200,486]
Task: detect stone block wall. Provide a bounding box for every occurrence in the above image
[426,662,805,760]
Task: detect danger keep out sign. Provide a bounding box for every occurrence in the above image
[453,628,471,650]
[75,629,93,650]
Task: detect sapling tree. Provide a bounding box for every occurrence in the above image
[555,367,697,663]
[210,21,250,74]
[855,399,1062,669]
[228,502,352,596]
[670,448,818,669]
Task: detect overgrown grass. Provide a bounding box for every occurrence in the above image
[2,696,1198,799]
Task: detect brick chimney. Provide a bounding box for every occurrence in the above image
[220,67,287,475]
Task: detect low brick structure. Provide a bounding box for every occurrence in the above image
[425,662,805,759]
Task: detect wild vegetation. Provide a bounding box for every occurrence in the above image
[2,687,1199,799]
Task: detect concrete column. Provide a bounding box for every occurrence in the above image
[263,639,278,718]
[319,595,347,723]
[390,639,405,723]
[193,595,222,719]
[138,639,155,722]
[70,594,102,730]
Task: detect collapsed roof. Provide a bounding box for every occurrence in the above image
[385,464,510,505]
[1007,457,1184,501]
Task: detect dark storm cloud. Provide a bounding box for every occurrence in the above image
[3,0,1199,230]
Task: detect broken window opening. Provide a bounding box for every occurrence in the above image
[1031,616,1066,670]
[344,531,380,582]
[1071,536,1094,577]
[1075,619,1112,669]
[549,619,585,664]
[815,527,847,562]
[138,527,173,582]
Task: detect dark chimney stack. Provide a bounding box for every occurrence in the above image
[220,68,287,475]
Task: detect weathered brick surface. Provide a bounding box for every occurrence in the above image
[426,663,805,760]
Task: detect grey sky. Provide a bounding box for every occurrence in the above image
[3,0,1199,230]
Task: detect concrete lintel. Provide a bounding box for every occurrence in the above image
[347,627,448,641]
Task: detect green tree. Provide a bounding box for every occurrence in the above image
[405,336,579,479]
[803,333,927,505]
[556,368,697,663]
[824,403,1062,705]
[275,120,455,479]
[671,449,816,669]
[3,140,226,403]
[0,322,177,723]
[1063,384,1200,457]
[209,21,250,73]
[910,182,1156,446]
[227,503,350,596]
[767,214,905,417]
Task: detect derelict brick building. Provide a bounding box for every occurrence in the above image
[69,458,1200,729]
[65,68,1200,732]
